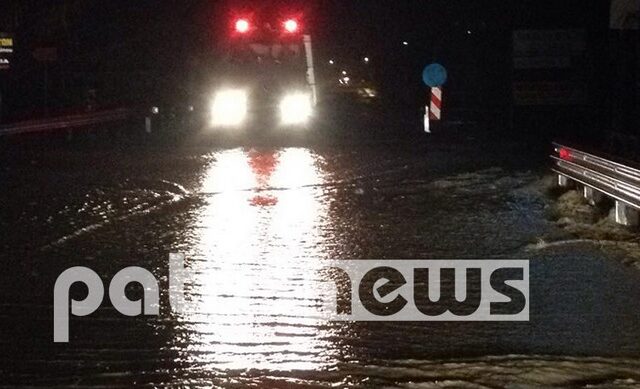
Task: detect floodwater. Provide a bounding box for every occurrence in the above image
[1,135,639,387]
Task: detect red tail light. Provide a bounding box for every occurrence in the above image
[559,148,572,160]
[235,19,250,33]
[283,19,298,33]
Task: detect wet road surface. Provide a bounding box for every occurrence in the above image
[1,133,640,387]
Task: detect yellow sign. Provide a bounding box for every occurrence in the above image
[0,38,13,47]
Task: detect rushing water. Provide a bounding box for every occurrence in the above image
[1,140,639,387]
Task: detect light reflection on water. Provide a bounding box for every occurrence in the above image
[179,147,337,371]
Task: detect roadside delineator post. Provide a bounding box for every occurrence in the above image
[423,106,430,133]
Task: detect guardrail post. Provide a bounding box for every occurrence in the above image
[582,186,602,206]
[557,174,571,188]
[614,201,639,227]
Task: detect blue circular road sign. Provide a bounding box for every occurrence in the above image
[422,63,447,87]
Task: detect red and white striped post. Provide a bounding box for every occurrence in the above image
[424,87,443,133]
[429,86,443,121]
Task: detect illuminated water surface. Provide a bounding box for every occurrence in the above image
[175,148,338,371]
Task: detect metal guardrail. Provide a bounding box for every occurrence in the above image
[0,109,132,137]
[551,142,640,211]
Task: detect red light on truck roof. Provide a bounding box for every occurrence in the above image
[284,19,298,33]
[235,19,250,33]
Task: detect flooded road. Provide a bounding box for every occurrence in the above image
[1,135,640,387]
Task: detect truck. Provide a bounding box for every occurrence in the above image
[204,9,316,132]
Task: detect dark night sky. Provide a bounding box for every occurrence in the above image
[1,1,610,68]
[19,1,605,55]
[0,0,612,117]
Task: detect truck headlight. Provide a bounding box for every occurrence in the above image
[280,92,312,125]
[211,89,248,127]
